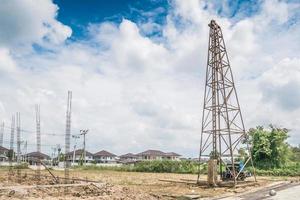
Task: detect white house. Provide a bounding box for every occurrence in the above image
[119,153,138,164]
[66,149,94,164]
[136,150,181,161]
[0,146,9,161]
[93,150,117,163]
[25,151,51,165]
[164,152,181,161]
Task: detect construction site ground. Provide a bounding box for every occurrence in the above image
[0,168,298,199]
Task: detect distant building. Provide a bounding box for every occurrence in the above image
[66,149,94,164]
[164,152,181,161]
[136,150,166,160]
[25,151,51,165]
[136,150,181,161]
[119,153,138,161]
[0,146,9,161]
[119,153,138,164]
[94,150,117,163]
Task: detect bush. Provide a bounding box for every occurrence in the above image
[73,160,204,174]
[250,162,300,176]
[73,160,300,176]
[13,162,29,169]
[129,160,203,174]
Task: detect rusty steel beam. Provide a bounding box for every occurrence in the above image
[197,20,256,186]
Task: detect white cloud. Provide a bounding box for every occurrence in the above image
[0,0,300,157]
[0,48,17,73]
[0,0,71,48]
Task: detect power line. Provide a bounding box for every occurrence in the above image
[1,140,65,147]
[2,125,78,137]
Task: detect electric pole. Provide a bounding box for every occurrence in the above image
[72,135,80,165]
[80,129,88,166]
[0,122,4,147]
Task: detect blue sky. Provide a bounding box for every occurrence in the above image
[53,0,169,39]
[0,0,300,156]
[52,0,264,40]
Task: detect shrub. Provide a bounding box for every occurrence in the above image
[72,160,204,174]
[13,163,29,169]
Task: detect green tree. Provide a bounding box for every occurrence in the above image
[269,125,290,167]
[290,145,300,162]
[59,152,65,162]
[248,125,290,168]
[237,147,248,161]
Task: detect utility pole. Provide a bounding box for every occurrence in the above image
[23,141,27,162]
[54,144,61,166]
[57,144,61,164]
[80,129,88,165]
[72,135,80,165]
[0,122,4,147]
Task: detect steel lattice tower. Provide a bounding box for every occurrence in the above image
[197,20,256,186]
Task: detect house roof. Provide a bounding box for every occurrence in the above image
[165,152,181,157]
[94,150,116,157]
[25,152,51,160]
[136,150,166,156]
[0,146,9,152]
[136,150,181,157]
[119,153,137,158]
[66,149,93,157]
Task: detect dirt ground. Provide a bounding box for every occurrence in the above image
[0,168,293,199]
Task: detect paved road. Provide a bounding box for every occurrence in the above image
[266,184,300,200]
[217,182,300,200]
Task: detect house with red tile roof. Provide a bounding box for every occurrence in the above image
[94,150,117,163]
[136,150,181,161]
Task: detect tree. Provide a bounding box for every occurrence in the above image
[248,125,290,168]
[59,152,65,162]
[290,145,300,162]
[237,147,248,161]
[269,125,290,167]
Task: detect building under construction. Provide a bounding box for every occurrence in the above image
[0,91,106,198]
